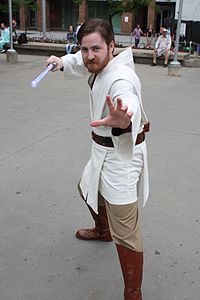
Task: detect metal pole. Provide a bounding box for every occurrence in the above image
[6,0,17,61]
[172,0,184,64]
[8,0,13,50]
[42,0,46,39]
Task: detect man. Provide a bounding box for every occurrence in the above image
[0,23,10,53]
[151,27,172,67]
[76,21,82,36]
[46,19,149,300]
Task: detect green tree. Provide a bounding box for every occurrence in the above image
[0,0,37,33]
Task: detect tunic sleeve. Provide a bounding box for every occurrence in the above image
[61,50,89,79]
[109,79,142,161]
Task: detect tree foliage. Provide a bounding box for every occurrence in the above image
[0,0,36,14]
[0,0,37,32]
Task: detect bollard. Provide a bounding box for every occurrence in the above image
[168,62,181,77]
[6,49,18,62]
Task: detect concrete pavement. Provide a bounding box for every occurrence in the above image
[0,53,200,300]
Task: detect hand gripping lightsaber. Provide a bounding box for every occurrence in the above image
[31,63,57,88]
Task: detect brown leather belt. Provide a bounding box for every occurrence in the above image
[92,130,145,147]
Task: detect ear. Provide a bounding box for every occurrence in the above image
[109,40,115,54]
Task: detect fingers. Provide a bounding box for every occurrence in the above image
[107,96,131,114]
[45,55,63,71]
[91,118,108,127]
[106,96,125,112]
[116,98,123,110]
[116,97,133,118]
[116,98,129,113]
[127,111,133,118]
[105,95,115,113]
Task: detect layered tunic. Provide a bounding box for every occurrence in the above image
[61,48,149,213]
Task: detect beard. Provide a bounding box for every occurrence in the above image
[84,51,111,74]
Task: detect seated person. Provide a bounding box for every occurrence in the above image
[151,28,171,67]
[12,18,18,41]
[145,24,155,49]
[66,25,77,54]
[0,23,10,53]
[197,44,200,56]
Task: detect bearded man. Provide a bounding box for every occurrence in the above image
[46,18,150,300]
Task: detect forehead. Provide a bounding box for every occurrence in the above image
[81,32,106,47]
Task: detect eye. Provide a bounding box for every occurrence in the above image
[93,46,100,52]
[81,47,88,53]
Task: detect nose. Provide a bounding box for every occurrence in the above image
[87,49,95,60]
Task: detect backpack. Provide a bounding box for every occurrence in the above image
[18,33,27,45]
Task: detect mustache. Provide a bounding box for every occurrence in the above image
[85,58,97,64]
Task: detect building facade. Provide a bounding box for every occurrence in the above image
[2,0,177,34]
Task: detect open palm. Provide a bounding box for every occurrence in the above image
[91,95,133,129]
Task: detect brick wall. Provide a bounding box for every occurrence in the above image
[79,0,88,23]
[147,0,156,29]
[19,0,156,34]
[19,3,25,30]
[37,0,50,32]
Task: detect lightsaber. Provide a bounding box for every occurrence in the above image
[31,63,57,88]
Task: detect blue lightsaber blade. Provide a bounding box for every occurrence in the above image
[31,63,57,88]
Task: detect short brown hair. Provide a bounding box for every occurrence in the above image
[77,19,115,46]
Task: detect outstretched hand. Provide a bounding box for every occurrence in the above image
[46,55,63,71]
[91,96,133,129]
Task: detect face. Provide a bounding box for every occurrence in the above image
[1,23,5,30]
[80,32,114,74]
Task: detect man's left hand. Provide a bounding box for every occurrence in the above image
[91,96,133,129]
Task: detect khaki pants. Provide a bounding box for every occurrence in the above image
[98,193,143,252]
[77,183,143,252]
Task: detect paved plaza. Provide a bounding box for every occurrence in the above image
[0,53,199,300]
[18,29,154,48]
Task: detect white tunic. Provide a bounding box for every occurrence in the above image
[61,48,149,213]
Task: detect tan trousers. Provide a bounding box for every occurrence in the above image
[98,193,143,252]
[77,182,143,252]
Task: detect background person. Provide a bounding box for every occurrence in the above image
[46,18,150,300]
[197,44,200,56]
[132,24,144,48]
[151,27,172,67]
[76,21,82,35]
[145,24,155,49]
[12,18,18,40]
[66,25,77,54]
[0,23,10,53]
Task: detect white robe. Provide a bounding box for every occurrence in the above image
[61,48,149,213]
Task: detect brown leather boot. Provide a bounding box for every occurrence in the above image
[76,205,112,242]
[116,244,143,300]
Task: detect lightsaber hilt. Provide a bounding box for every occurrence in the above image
[31,62,57,88]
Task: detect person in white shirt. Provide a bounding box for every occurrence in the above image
[46,19,150,300]
[151,27,172,67]
[76,21,82,35]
